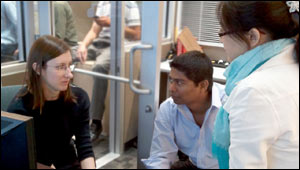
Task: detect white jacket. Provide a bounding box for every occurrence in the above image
[224,44,299,169]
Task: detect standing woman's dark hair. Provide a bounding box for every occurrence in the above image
[217,1,299,62]
[21,35,77,113]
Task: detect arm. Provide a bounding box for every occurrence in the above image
[63,2,78,46]
[94,16,141,41]
[227,87,279,168]
[5,2,17,29]
[125,26,141,41]
[74,89,96,168]
[54,2,67,40]
[77,21,102,63]
[37,163,55,169]
[80,157,95,169]
[142,103,178,169]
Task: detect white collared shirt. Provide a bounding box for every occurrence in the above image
[142,83,226,169]
[95,1,141,39]
[225,44,299,169]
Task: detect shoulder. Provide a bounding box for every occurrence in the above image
[157,97,178,121]
[97,1,110,8]
[213,82,225,96]
[212,82,227,105]
[7,87,32,116]
[70,85,89,102]
[125,1,138,8]
[159,97,177,111]
[237,57,298,100]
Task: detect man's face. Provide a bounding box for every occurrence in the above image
[169,68,203,105]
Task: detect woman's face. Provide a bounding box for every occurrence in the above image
[219,30,249,62]
[40,51,73,95]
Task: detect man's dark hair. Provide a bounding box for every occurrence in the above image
[170,51,213,93]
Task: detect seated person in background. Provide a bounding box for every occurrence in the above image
[7,35,95,169]
[142,51,225,169]
[54,1,78,59]
[76,1,141,141]
[54,1,78,47]
[1,1,18,63]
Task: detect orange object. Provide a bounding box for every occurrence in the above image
[177,27,204,54]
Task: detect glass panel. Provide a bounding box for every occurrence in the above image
[52,2,141,165]
[34,1,39,36]
[1,1,19,63]
[52,2,164,168]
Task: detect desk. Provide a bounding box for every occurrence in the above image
[1,111,36,169]
[160,60,226,84]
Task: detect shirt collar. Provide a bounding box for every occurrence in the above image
[210,83,223,109]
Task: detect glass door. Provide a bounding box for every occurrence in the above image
[50,1,163,168]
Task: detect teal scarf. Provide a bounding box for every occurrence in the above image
[212,38,295,169]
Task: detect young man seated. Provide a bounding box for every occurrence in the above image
[142,51,226,169]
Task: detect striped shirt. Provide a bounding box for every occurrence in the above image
[95,1,141,40]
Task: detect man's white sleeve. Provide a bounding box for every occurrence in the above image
[142,102,178,169]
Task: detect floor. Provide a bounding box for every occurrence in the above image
[92,135,138,169]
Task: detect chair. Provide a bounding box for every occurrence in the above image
[1,85,23,111]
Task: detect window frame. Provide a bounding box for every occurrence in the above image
[177,1,224,48]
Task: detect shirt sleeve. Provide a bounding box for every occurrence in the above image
[4,2,17,27]
[142,101,178,169]
[95,1,110,17]
[227,86,279,169]
[125,2,141,27]
[73,89,95,162]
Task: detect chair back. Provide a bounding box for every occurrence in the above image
[1,85,23,111]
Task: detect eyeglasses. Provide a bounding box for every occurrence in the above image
[218,30,236,37]
[46,64,72,73]
[218,29,266,37]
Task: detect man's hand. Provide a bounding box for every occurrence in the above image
[13,49,19,56]
[94,16,111,27]
[76,44,88,64]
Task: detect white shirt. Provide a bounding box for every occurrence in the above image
[1,1,17,45]
[224,44,299,169]
[142,83,226,169]
[95,1,141,39]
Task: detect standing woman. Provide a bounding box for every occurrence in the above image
[212,1,299,169]
[7,35,95,169]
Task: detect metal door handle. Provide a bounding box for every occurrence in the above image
[129,44,153,95]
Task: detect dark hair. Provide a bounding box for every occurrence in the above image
[170,51,213,93]
[217,1,299,62]
[20,35,77,113]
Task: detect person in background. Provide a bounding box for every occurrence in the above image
[54,1,78,60]
[1,1,18,63]
[54,1,78,47]
[76,1,141,141]
[142,51,226,169]
[212,1,299,169]
[7,35,95,169]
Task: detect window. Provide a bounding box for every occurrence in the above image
[1,1,22,64]
[179,1,222,47]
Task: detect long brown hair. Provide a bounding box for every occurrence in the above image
[217,1,299,62]
[20,35,77,113]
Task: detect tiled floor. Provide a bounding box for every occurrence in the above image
[92,135,137,169]
[100,147,137,169]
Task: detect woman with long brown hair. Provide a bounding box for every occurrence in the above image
[7,35,95,169]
